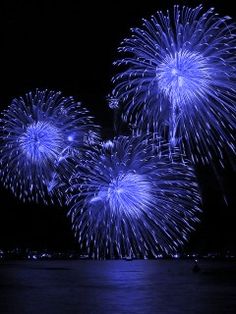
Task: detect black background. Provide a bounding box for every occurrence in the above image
[0,0,235,253]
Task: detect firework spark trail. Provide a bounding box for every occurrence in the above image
[112,5,236,165]
[67,136,201,259]
[0,89,100,204]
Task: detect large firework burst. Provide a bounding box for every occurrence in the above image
[68,136,201,259]
[112,5,236,165]
[0,89,100,203]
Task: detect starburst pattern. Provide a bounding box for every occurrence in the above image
[112,5,236,165]
[0,89,100,203]
[68,136,201,258]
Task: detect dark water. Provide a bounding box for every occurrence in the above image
[0,260,236,314]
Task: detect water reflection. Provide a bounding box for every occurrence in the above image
[0,260,236,313]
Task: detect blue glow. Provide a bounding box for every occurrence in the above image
[156,50,209,106]
[67,136,201,259]
[20,121,62,163]
[107,94,119,109]
[0,89,100,203]
[91,172,151,216]
[67,135,74,142]
[112,5,236,165]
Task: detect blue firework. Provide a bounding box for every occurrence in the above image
[68,136,201,258]
[112,5,236,165]
[0,89,100,203]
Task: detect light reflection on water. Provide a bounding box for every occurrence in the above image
[0,260,236,313]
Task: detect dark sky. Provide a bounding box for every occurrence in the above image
[0,0,235,252]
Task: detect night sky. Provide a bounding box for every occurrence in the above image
[0,0,235,253]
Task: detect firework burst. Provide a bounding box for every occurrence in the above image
[0,89,100,203]
[68,136,201,259]
[112,5,236,165]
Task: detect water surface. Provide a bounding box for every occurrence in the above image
[0,260,235,313]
